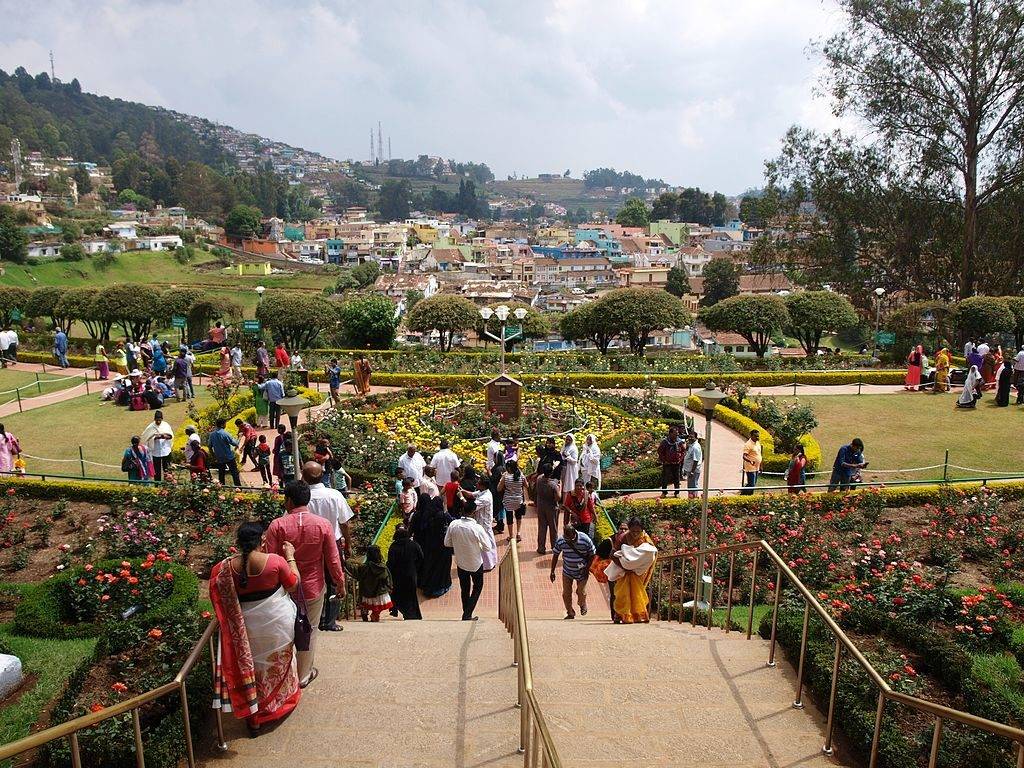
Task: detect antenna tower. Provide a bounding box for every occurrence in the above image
[388,137,392,161]
[49,51,56,82]
[11,138,22,190]
[377,122,383,165]
[369,130,375,163]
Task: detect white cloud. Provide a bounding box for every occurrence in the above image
[0,0,846,192]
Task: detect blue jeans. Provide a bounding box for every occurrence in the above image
[686,468,701,498]
[741,471,758,495]
[54,351,69,367]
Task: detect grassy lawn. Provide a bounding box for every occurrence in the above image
[2,251,337,316]
[0,588,97,749]
[0,369,85,407]
[788,393,1023,483]
[0,389,212,480]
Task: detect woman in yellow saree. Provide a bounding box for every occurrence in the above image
[610,517,657,624]
[934,346,951,393]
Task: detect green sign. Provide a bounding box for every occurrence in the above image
[9,309,21,322]
[243,320,262,334]
[171,316,187,329]
[504,325,522,339]
[876,331,895,345]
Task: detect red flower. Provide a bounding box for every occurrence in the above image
[111,682,128,694]
[89,702,104,713]
[147,628,163,639]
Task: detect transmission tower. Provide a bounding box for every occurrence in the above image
[11,138,22,190]
[377,122,383,165]
[49,50,56,82]
[369,129,374,163]
[388,136,392,161]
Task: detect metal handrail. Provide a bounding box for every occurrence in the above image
[0,618,221,766]
[651,539,1024,766]
[497,545,563,768]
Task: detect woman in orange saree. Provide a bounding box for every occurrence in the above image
[610,517,658,624]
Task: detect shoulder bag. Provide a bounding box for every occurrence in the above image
[293,582,313,651]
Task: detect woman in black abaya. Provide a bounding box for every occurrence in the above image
[996,361,1013,406]
[387,525,423,619]
[410,492,453,598]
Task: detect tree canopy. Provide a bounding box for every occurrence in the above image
[700,295,790,359]
[598,288,690,356]
[615,198,650,228]
[0,206,28,265]
[405,294,478,351]
[224,205,263,240]
[0,287,31,328]
[955,296,1015,341]
[784,291,859,355]
[255,292,338,352]
[699,258,739,307]
[338,295,399,349]
[559,302,615,354]
[99,284,164,340]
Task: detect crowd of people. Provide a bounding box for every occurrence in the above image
[905,339,1024,409]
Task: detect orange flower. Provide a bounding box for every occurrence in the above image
[89,702,104,713]
[111,682,128,694]
[147,628,163,639]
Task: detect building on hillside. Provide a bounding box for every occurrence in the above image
[688,272,794,301]
[135,235,183,251]
[619,266,670,288]
[82,239,115,254]
[694,327,774,359]
[677,246,713,277]
[373,273,440,301]
[233,262,273,276]
[574,228,621,259]
[648,220,689,246]
[26,242,62,260]
[298,241,326,261]
[107,221,138,240]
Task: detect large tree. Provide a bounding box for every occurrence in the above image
[255,292,338,352]
[699,258,739,307]
[25,287,67,331]
[700,295,790,359]
[784,291,860,356]
[223,204,263,240]
[665,267,689,298]
[615,198,650,228]
[559,302,615,354]
[377,180,411,222]
[338,295,399,349]
[597,288,690,356]
[0,286,30,327]
[821,0,1024,298]
[100,284,164,340]
[405,294,478,351]
[955,295,1015,340]
[0,206,28,264]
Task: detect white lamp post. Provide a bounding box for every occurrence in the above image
[871,287,886,360]
[479,305,528,375]
[255,285,266,304]
[686,383,729,612]
[277,395,309,474]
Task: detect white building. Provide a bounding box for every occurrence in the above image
[107,221,138,239]
[135,235,183,251]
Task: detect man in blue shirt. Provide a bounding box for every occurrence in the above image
[325,357,342,407]
[259,371,286,428]
[682,432,703,499]
[828,438,867,492]
[53,328,69,368]
[207,418,241,486]
[550,524,596,620]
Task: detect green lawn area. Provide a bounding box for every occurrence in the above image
[788,393,1023,483]
[0,585,97,750]
[0,389,212,480]
[2,251,337,316]
[0,369,85,407]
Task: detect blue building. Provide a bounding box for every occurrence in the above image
[326,239,344,264]
[531,244,603,260]
[573,228,621,259]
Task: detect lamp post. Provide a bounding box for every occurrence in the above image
[277,395,309,475]
[871,287,886,360]
[255,285,266,304]
[689,383,728,611]
[479,305,528,376]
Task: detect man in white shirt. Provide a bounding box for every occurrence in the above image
[398,443,426,487]
[1013,348,1024,404]
[183,427,201,463]
[140,410,174,482]
[429,438,461,485]
[3,327,17,364]
[485,428,503,472]
[444,504,493,621]
[682,433,703,499]
[302,461,354,631]
[964,339,976,359]
[0,329,10,368]
[978,341,991,356]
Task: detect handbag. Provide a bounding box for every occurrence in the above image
[293,582,313,652]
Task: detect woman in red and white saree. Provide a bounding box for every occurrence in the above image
[210,523,301,731]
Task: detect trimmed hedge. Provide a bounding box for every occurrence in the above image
[686,395,823,473]
[0,476,266,503]
[13,560,200,640]
[602,481,1024,520]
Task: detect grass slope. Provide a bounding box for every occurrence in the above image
[0,369,84,407]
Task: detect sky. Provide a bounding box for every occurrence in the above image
[0,0,847,193]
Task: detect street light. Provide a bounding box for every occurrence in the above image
[479,305,528,375]
[686,383,728,612]
[277,394,309,475]
[255,285,266,303]
[871,287,886,361]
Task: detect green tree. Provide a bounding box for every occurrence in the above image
[598,288,690,356]
[100,284,164,340]
[955,296,1014,341]
[699,295,790,359]
[404,290,424,313]
[699,258,740,307]
[0,206,28,264]
[784,291,859,355]
[999,296,1024,348]
[329,177,370,209]
[60,243,86,262]
[405,294,478,351]
[224,204,263,240]
[377,179,411,222]
[55,288,109,340]
[821,0,1024,298]
[338,295,399,349]
[0,286,31,327]
[25,286,67,331]
[255,292,338,351]
[615,198,650,228]
[72,165,93,195]
[666,267,690,298]
[351,261,380,288]
[559,302,615,354]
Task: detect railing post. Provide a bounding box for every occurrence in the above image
[209,632,226,750]
[131,708,145,768]
[15,387,21,413]
[79,446,86,478]
[943,449,949,483]
[767,568,782,667]
[926,717,943,768]
[869,691,885,768]
[823,637,842,755]
[724,552,735,632]
[35,373,41,394]
[746,549,759,640]
[84,373,89,394]
[179,682,196,768]
[792,601,811,708]
[706,554,716,629]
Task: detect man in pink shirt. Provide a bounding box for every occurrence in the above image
[265,480,346,688]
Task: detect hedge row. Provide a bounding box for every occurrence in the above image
[602,480,1024,520]
[13,560,200,640]
[686,395,823,473]
[0,476,266,504]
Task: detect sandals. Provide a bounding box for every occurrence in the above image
[299,667,319,689]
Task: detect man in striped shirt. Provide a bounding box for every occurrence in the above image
[550,524,596,620]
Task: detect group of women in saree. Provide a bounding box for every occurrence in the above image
[907,343,1009,399]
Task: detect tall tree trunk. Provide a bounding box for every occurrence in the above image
[962,155,979,299]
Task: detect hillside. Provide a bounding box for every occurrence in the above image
[0,67,230,168]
